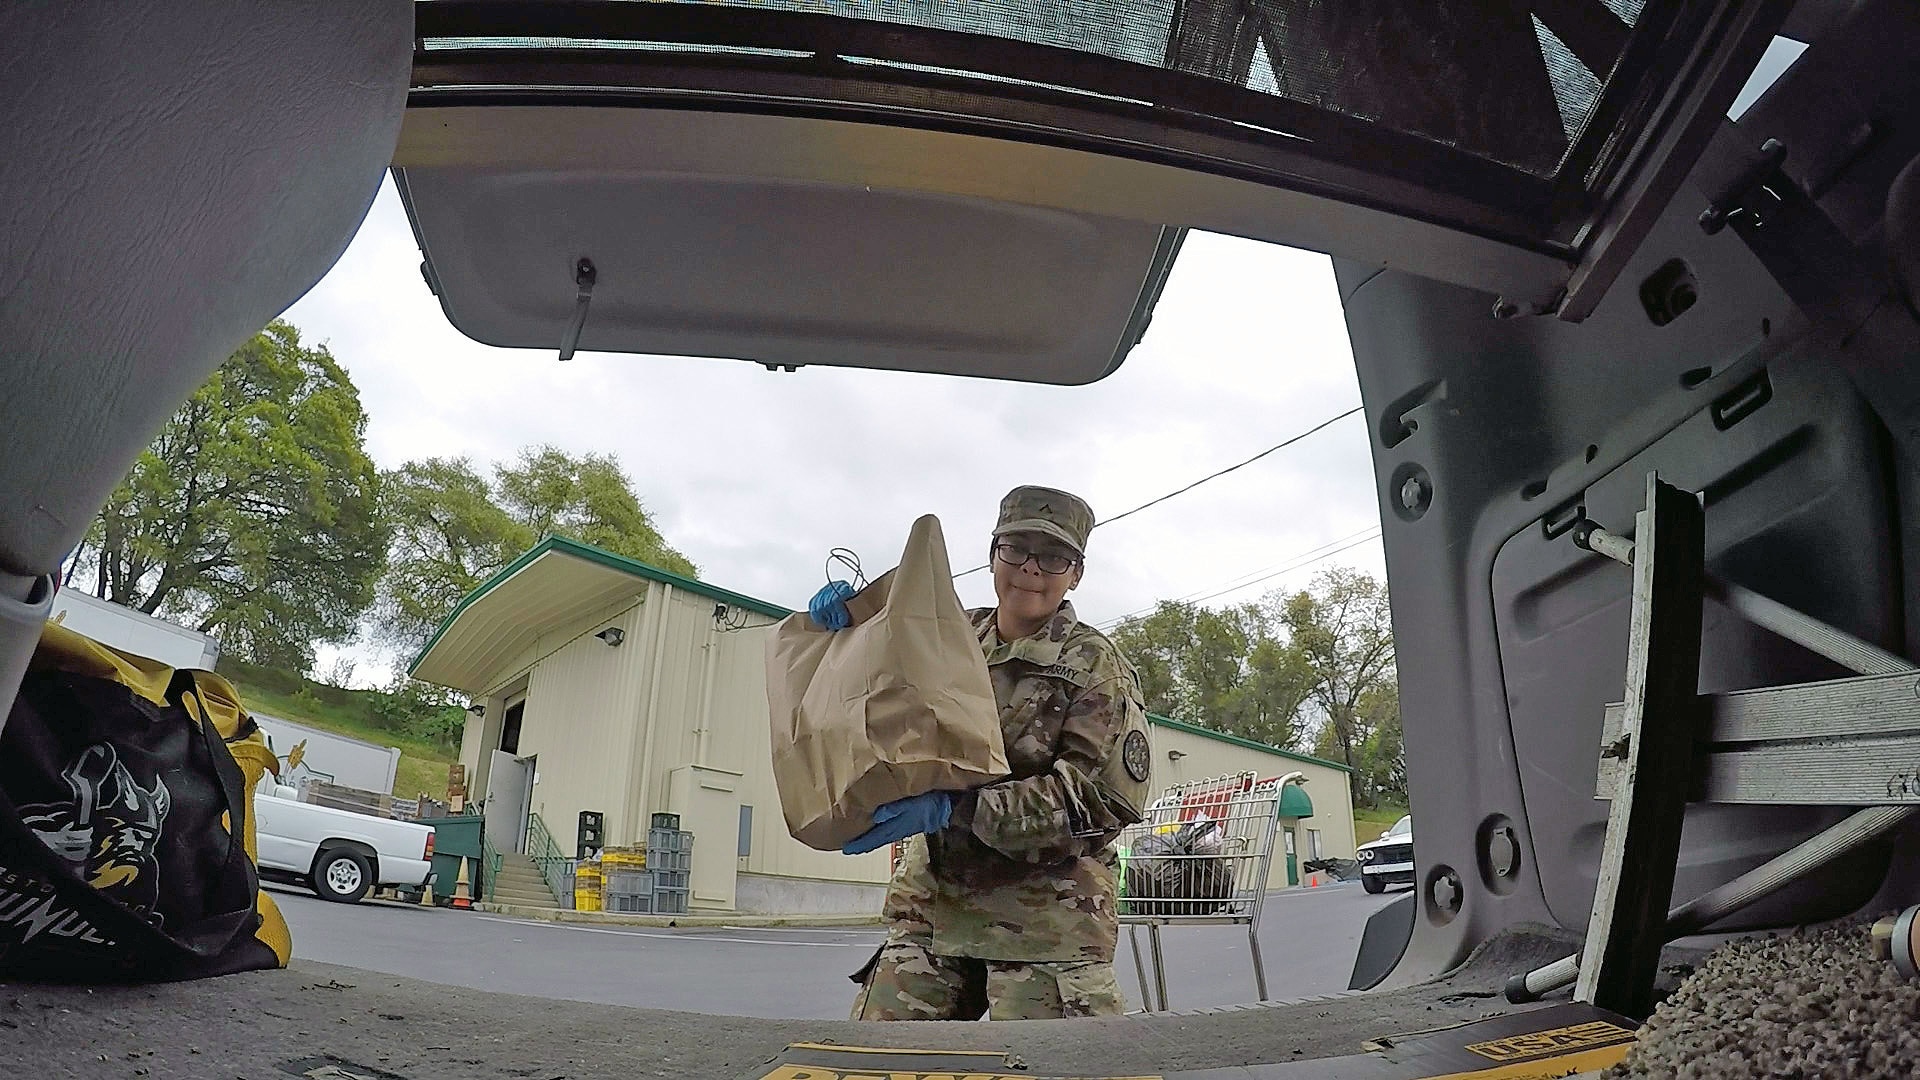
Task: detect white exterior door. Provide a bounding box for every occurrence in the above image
[486,751,533,853]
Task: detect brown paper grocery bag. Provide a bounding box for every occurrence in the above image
[766,513,1008,850]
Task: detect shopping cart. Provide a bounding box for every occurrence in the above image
[1117,772,1287,1011]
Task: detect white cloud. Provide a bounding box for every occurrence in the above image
[289,180,1386,683]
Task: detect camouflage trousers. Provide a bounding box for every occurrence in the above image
[850,940,1126,1021]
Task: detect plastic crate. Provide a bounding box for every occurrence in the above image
[649,849,691,873]
[606,893,652,914]
[648,828,694,853]
[652,887,688,915]
[601,848,646,871]
[604,869,653,898]
[652,870,689,891]
[651,813,682,831]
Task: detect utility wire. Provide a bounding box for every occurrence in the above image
[1172,525,1380,603]
[1096,524,1383,627]
[1088,407,1365,532]
[1164,528,1381,612]
[1098,522,1382,626]
[951,405,1365,580]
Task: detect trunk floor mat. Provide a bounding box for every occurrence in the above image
[0,926,1705,1079]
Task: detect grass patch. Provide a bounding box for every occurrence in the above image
[217,659,458,798]
[392,754,455,803]
[1354,804,1410,846]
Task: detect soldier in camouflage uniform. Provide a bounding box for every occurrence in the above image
[851,485,1154,1021]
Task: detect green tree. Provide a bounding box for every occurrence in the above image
[1232,633,1317,752]
[1316,688,1405,809]
[375,458,534,653]
[375,445,695,656]
[496,446,696,576]
[1109,600,1314,751]
[1349,681,1405,808]
[72,321,387,670]
[1273,567,1398,806]
[1110,601,1204,718]
[369,675,467,751]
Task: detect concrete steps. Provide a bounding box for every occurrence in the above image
[489,886,560,907]
[486,852,562,909]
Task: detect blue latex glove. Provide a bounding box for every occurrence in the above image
[841,791,953,855]
[808,580,856,631]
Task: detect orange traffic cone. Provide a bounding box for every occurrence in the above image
[450,858,473,910]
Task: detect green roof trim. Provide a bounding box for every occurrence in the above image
[408,535,791,676]
[1146,713,1354,774]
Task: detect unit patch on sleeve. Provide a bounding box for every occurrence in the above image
[1123,729,1152,782]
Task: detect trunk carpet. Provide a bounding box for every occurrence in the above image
[1605,915,1920,1079]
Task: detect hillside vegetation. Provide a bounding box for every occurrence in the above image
[1354,803,1410,846]
[216,658,459,800]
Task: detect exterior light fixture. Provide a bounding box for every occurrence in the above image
[1167,749,1186,762]
[595,627,625,647]
[466,703,485,717]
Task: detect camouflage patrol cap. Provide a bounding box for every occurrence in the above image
[993,486,1095,556]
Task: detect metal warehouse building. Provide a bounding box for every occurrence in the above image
[414,536,1357,914]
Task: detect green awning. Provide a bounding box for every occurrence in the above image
[1280,785,1314,819]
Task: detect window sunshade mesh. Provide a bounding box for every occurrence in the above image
[423,0,1661,178]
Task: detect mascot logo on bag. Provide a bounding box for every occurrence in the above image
[21,744,171,923]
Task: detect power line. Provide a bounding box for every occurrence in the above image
[1176,528,1382,609]
[1096,524,1383,627]
[951,404,1365,580]
[1172,525,1381,604]
[1091,407,1365,531]
[1094,529,1382,632]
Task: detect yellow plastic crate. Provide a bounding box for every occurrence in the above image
[601,850,647,870]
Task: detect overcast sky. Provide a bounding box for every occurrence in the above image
[284,179,1386,685]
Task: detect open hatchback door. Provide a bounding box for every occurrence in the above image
[399,0,1794,386]
[387,1,1920,998]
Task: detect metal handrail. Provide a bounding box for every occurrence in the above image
[480,826,503,895]
[526,811,571,906]
[480,831,502,903]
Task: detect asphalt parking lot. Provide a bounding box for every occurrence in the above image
[270,879,1404,1019]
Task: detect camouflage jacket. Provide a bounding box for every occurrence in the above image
[880,602,1151,963]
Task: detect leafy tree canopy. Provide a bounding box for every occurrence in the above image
[1112,567,1402,808]
[375,445,695,655]
[73,321,386,671]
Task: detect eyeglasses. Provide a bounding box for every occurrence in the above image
[993,543,1080,576]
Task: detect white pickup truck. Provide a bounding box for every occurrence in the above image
[253,784,436,904]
